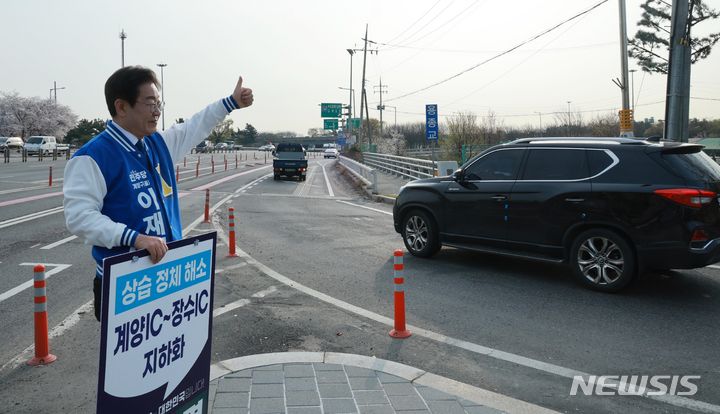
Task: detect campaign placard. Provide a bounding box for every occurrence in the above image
[97,232,216,414]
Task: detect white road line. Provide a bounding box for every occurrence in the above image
[40,235,78,250]
[0,185,48,195]
[336,200,393,216]
[213,299,251,317]
[0,206,64,229]
[321,164,334,197]
[30,243,41,248]
[251,286,277,298]
[211,226,720,413]
[0,264,72,304]
[0,301,93,374]
[706,265,720,270]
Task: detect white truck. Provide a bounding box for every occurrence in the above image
[23,136,57,156]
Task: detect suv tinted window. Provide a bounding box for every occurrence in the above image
[660,150,720,182]
[587,149,615,176]
[465,149,524,180]
[521,148,589,180]
[276,144,303,152]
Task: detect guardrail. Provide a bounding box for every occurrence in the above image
[362,152,436,180]
[338,155,378,194]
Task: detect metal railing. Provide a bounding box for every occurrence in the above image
[338,155,378,193]
[362,152,436,180]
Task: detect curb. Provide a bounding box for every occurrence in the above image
[210,352,560,414]
[335,162,397,205]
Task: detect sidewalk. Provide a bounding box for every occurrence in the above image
[209,353,558,414]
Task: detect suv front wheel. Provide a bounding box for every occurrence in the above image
[570,229,636,292]
[402,209,440,257]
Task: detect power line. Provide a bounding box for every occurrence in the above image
[380,0,441,47]
[385,0,610,103]
[390,0,457,47]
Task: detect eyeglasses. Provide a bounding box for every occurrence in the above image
[138,101,165,112]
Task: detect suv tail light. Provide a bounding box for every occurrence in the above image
[654,189,716,208]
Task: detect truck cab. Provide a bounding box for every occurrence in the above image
[272,143,308,181]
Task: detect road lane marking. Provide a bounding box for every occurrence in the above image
[206,221,720,413]
[336,200,392,216]
[0,191,63,207]
[213,299,250,317]
[190,165,271,191]
[0,185,49,195]
[321,164,335,197]
[0,263,72,304]
[251,286,277,298]
[0,206,64,229]
[40,235,78,249]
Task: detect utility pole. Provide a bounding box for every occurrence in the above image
[50,81,66,105]
[374,78,388,137]
[535,111,543,136]
[157,63,167,130]
[385,105,397,128]
[616,0,634,137]
[346,49,354,136]
[357,25,378,149]
[567,101,572,136]
[120,30,127,67]
[629,69,637,111]
[664,0,691,142]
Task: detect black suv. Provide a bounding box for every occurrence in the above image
[393,137,720,292]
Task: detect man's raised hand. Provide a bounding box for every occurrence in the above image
[232,76,254,109]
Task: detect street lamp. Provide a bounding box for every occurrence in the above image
[338,87,356,120]
[157,63,167,130]
[346,49,354,134]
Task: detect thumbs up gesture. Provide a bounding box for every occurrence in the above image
[232,76,254,109]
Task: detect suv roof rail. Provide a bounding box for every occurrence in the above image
[645,135,662,142]
[510,137,643,145]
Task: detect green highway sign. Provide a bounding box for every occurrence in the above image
[324,119,339,130]
[321,103,342,118]
[350,118,361,129]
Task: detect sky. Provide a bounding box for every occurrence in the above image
[1,0,718,137]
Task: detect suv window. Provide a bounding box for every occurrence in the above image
[660,150,720,182]
[276,144,304,152]
[521,148,589,180]
[587,149,615,176]
[465,149,524,180]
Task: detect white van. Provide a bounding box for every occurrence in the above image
[24,136,57,155]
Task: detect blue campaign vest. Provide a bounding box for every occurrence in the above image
[74,121,182,276]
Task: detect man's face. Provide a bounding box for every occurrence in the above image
[119,82,161,138]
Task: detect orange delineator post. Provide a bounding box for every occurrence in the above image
[48,166,53,187]
[176,165,180,182]
[211,159,215,174]
[28,264,57,366]
[203,189,210,223]
[235,154,238,169]
[227,207,238,257]
[389,249,411,338]
[224,159,228,171]
[196,161,200,178]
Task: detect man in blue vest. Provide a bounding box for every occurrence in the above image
[63,66,254,320]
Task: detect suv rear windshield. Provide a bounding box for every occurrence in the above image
[276,144,304,152]
[659,150,720,182]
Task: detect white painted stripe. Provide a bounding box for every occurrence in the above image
[30,243,41,248]
[190,165,271,191]
[0,301,93,375]
[40,235,78,250]
[706,265,720,270]
[251,286,277,298]
[321,164,334,197]
[336,200,392,216]
[0,264,71,304]
[0,206,64,229]
[213,299,250,317]
[0,185,48,195]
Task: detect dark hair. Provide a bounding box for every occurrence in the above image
[104,66,160,117]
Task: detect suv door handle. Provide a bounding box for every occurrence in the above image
[565,198,585,202]
[491,195,507,201]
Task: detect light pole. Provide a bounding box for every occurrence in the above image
[338,87,356,129]
[119,30,127,67]
[346,49,354,135]
[629,69,637,112]
[534,111,543,136]
[384,105,397,128]
[566,101,572,136]
[157,63,167,130]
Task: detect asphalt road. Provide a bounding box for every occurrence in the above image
[0,150,718,414]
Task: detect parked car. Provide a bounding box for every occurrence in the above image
[0,137,24,153]
[24,136,57,156]
[323,148,339,159]
[225,141,238,150]
[195,140,214,153]
[215,142,228,150]
[393,137,720,292]
[258,144,275,152]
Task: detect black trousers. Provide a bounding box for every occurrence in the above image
[93,277,101,321]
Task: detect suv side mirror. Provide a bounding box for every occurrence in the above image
[452,168,465,182]
[271,150,276,156]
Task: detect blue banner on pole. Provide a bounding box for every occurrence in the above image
[426,104,438,141]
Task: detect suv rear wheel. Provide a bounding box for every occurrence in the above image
[402,210,440,257]
[570,229,635,292]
